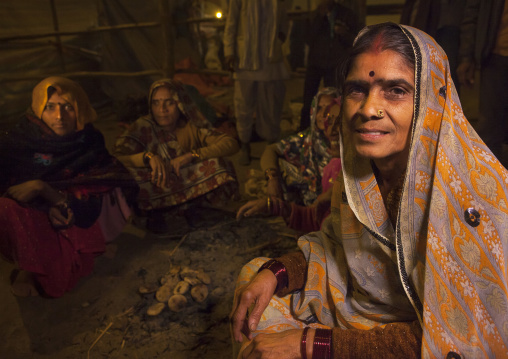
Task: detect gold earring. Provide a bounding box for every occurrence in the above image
[377,110,384,118]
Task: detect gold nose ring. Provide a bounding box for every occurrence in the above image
[377,110,384,118]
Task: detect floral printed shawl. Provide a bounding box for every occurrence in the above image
[114,79,236,210]
[276,87,339,205]
[293,24,508,357]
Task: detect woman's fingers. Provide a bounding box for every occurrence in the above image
[150,156,168,187]
[231,271,277,342]
[158,166,165,187]
[245,295,270,336]
[237,200,268,220]
[236,204,249,220]
[48,207,73,227]
[230,292,252,342]
[237,202,255,220]
[173,161,181,177]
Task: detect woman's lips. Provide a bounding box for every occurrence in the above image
[356,128,389,139]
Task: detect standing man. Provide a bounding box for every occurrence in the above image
[457,0,508,166]
[223,0,290,165]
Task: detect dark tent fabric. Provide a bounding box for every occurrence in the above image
[0,0,220,130]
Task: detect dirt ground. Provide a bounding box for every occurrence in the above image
[0,78,305,359]
[0,211,299,359]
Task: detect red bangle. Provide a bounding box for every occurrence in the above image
[301,327,310,359]
[258,259,288,293]
[313,328,332,359]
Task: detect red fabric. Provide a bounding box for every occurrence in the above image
[0,198,105,297]
[288,203,331,233]
[173,57,233,97]
[321,157,342,192]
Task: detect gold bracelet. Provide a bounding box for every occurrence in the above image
[265,168,279,180]
[191,149,201,160]
[143,151,154,167]
[266,196,272,213]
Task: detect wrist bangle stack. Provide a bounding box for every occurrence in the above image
[301,327,310,359]
[191,149,201,160]
[265,168,279,180]
[143,151,154,167]
[258,259,288,294]
[313,328,332,359]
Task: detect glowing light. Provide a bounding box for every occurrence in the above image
[216,11,222,18]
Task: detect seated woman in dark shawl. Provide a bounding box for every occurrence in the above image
[113,79,239,233]
[0,77,138,298]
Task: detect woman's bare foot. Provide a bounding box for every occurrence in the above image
[10,270,39,297]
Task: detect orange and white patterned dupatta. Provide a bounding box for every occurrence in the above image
[235,25,508,357]
[319,25,508,357]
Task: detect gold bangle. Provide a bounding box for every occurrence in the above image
[191,149,201,160]
[266,196,272,213]
[143,151,154,167]
[265,168,279,180]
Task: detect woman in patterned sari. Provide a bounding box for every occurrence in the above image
[113,79,239,232]
[230,23,508,358]
[261,87,340,206]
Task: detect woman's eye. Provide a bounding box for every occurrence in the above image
[387,87,408,98]
[45,104,56,111]
[346,86,366,97]
[63,104,74,111]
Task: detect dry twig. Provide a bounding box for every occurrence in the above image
[87,322,113,359]
[169,233,189,257]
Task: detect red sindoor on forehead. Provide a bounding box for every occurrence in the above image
[371,32,385,53]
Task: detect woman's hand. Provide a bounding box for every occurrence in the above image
[170,153,193,177]
[266,178,283,199]
[236,199,269,220]
[241,330,303,359]
[6,180,45,203]
[149,154,171,187]
[230,269,278,343]
[48,205,74,229]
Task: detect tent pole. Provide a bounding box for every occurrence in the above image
[49,0,66,71]
[159,0,175,78]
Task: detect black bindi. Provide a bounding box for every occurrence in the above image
[369,71,375,77]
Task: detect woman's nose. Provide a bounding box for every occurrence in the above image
[360,91,383,120]
[55,105,62,119]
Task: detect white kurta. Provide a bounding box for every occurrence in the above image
[223,0,290,143]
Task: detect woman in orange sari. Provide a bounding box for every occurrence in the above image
[230,23,508,358]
